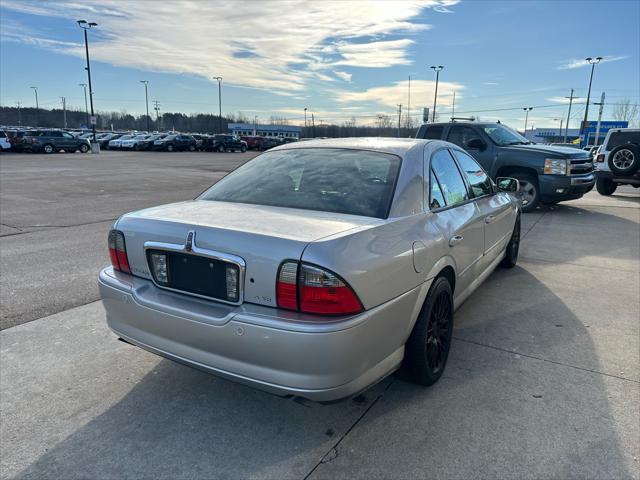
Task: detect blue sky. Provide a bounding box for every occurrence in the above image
[1,0,638,129]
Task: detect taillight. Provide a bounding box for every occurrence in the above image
[108,229,131,274]
[596,153,605,163]
[276,261,363,316]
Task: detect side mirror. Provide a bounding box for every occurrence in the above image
[496,177,520,193]
[466,138,486,151]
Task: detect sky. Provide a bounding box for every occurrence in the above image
[1,0,638,129]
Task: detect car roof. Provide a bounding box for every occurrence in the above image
[272,137,432,156]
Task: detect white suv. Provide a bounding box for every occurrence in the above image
[594,128,640,195]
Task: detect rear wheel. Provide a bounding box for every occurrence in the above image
[79,143,89,153]
[240,144,247,152]
[188,144,196,152]
[166,144,174,152]
[218,144,225,153]
[405,276,454,386]
[512,173,540,213]
[500,214,520,268]
[596,177,618,196]
[43,144,54,154]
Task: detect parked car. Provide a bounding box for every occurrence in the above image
[241,136,270,151]
[594,128,640,195]
[23,129,91,153]
[210,134,247,152]
[137,134,167,151]
[120,134,153,150]
[97,133,121,149]
[153,134,198,152]
[191,134,207,150]
[108,134,136,150]
[6,130,29,152]
[416,122,595,212]
[99,137,521,402]
[0,130,11,151]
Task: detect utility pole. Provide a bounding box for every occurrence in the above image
[430,65,443,122]
[77,19,98,149]
[407,75,411,129]
[30,86,39,126]
[593,92,606,146]
[397,104,402,137]
[304,107,307,129]
[16,101,22,126]
[79,83,89,127]
[523,107,533,134]
[564,88,574,143]
[311,113,316,137]
[140,80,150,132]
[451,91,456,121]
[580,56,603,144]
[60,97,67,128]
[253,115,258,136]
[212,76,222,133]
[153,99,161,130]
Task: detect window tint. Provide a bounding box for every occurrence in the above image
[607,131,640,150]
[451,149,493,197]
[424,125,444,140]
[430,149,469,206]
[429,169,446,210]
[200,148,401,218]
[62,132,74,138]
[447,126,481,149]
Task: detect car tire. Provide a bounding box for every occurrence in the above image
[188,144,196,152]
[218,145,225,153]
[240,144,247,152]
[43,144,54,154]
[608,144,640,175]
[79,144,89,153]
[596,177,618,196]
[405,276,454,386]
[512,173,540,213]
[166,144,174,152]
[500,214,520,268]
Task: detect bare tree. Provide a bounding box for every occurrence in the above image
[269,115,290,125]
[376,114,393,129]
[612,98,639,127]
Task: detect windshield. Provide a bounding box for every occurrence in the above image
[483,124,530,146]
[119,135,133,140]
[199,148,401,218]
[163,135,176,140]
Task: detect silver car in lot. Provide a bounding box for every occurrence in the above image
[99,138,520,401]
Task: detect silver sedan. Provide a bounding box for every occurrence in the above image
[99,138,520,401]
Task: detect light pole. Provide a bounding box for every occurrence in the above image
[16,101,22,126]
[212,76,222,133]
[581,56,602,143]
[254,115,258,136]
[304,107,307,131]
[553,118,563,141]
[79,83,89,127]
[523,107,533,134]
[140,80,150,132]
[77,19,98,148]
[430,65,444,123]
[30,86,39,126]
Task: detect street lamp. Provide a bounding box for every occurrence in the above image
[254,115,258,136]
[581,56,603,142]
[79,83,89,127]
[212,76,222,133]
[430,65,444,123]
[77,19,98,148]
[30,86,39,126]
[304,107,307,130]
[523,107,533,134]
[140,80,150,132]
[553,118,563,140]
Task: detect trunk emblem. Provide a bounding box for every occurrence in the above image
[185,230,195,252]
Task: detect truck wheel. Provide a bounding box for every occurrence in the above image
[512,173,540,213]
[608,144,640,175]
[43,144,54,154]
[218,144,225,153]
[240,144,247,152]
[500,214,520,268]
[596,177,618,196]
[405,276,454,386]
[79,144,89,153]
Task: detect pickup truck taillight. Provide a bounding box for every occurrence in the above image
[108,229,131,274]
[276,261,363,316]
[596,153,605,163]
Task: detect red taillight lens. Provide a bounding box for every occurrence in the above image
[108,229,131,274]
[276,261,363,316]
[596,153,604,163]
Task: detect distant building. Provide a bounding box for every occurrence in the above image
[524,121,629,145]
[229,123,302,139]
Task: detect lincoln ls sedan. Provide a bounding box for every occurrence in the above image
[99,138,521,402]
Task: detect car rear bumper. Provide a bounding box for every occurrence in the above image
[99,267,421,401]
[539,173,595,202]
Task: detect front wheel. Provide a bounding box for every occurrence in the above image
[240,144,247,152]
[166,144,174,152]
[500,214,521,268]
[79,144,89,153]
[43,144,54,154]
[513,173,540,213]
[596,177,618,196]
[405,276,454,386]
[188,144,196,152]
[218,144,225,153]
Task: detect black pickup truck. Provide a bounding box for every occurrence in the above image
[416,122,595,212]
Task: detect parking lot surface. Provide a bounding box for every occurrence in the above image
[1,152,639,479]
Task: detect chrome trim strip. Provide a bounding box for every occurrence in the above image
[143,239,246,306]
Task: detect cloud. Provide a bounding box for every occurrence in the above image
[547,96,586,104]
[336,79,464,109]
[483,82,499,86]
[1,0,458,94]
[334,71,353,82]
[557,55,629,70]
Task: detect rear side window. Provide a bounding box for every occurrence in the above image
[430,149,469,206]
[199,148,401,218]
[429,169,447,210]
[447,126,481,149]
[423,125,444,139]
[606,131,639,150]
[450,150,493,197]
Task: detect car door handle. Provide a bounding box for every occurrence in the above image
[449,235,464,247]
[485,214,496,224]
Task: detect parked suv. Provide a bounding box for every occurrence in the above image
[0,130,11,152]
[210,134,247,152]
[594,128,640,195]
[153,134,197,152]
[6,130,29,152]
[416,122,595,212]
[24,129,91,153]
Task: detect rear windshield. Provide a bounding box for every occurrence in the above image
[199,148,402,218]
[606,131,640,150]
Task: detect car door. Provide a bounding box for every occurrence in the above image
[450,148,513,265]
[61,131,76,150]
[446,125,493,172]
[428,148,485,294]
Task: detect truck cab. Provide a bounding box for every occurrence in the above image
[416,122,595,212]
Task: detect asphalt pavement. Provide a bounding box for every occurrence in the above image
[1,151,638,479]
